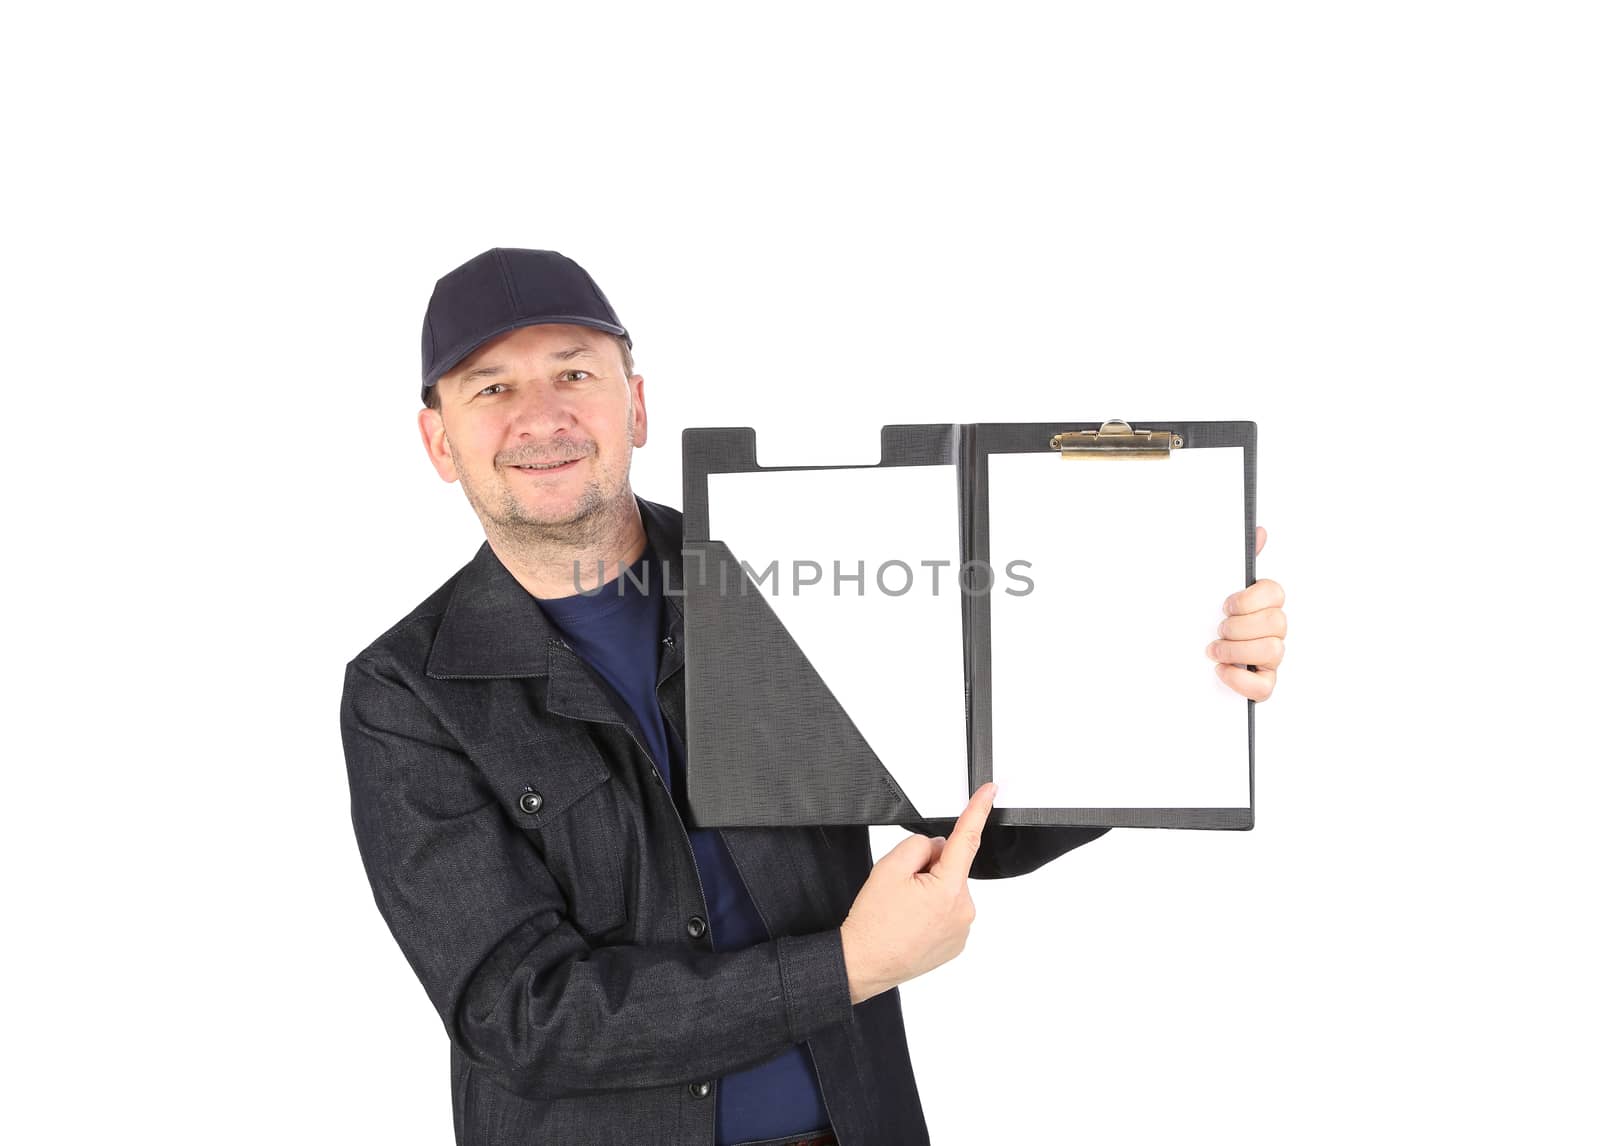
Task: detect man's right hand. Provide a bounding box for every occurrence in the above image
[838,781,999,1005]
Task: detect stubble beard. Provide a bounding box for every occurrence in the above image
[451,407,637,552]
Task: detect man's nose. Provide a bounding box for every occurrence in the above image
[506,384,578,434]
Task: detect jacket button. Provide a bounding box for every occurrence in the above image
[662,634,676,649]
[688,1080,711,1099]
[518,791,544,814]
[686,915,707,939]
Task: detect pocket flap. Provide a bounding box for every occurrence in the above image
[473,734,612,826]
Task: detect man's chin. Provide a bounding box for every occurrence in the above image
[499,486,608,529]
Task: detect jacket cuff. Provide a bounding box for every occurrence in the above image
[775,929,855,1042]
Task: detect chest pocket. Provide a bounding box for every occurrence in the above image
[475,736,628,940]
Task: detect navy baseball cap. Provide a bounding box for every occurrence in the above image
[419,248,631,402]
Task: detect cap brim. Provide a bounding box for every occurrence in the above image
[424,315,631,388]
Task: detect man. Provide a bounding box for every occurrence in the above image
[340,248,1288,1146]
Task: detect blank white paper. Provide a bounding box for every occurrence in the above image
[987,447,1249,808]
[707,464,971,819]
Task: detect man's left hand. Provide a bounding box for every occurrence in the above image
[1208,526,1286,702]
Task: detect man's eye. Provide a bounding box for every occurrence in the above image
[560,370,591,381]
[478,383,507,396]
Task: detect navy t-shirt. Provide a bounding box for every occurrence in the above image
[534,541,832,1145]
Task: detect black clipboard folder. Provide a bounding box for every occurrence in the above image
[681,420,1257,831]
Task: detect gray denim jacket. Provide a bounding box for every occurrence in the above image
[339,495,1110,1145]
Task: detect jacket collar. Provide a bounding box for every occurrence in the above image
[425,493,685,682]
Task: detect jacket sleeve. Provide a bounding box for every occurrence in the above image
[896,815,1111,880]
[340,655,855,1100]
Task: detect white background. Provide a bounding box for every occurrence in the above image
[5,3,1596,1143]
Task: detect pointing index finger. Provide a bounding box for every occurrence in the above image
[931,781,998,882]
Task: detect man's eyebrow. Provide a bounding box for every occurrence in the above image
[456,363,506,387]
[549,344,597,361]
[454,345,599,390]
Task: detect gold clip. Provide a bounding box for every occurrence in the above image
[1050,419,1182,458]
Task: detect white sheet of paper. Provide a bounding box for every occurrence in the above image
[707,464,971,819]
[987,447,1249,808]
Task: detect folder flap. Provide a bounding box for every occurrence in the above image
[685,539,924,826]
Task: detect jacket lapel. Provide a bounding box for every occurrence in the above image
[425,494,688,737]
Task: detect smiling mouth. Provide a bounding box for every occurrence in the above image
[510,458,583,473]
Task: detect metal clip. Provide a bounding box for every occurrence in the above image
[1050,419,1182,458]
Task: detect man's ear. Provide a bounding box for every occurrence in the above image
[418,406,460,483]
[630,373,648,449]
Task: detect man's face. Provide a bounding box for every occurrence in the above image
[419,323,647,535]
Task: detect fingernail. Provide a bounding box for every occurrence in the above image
[1207,641,1220,658]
